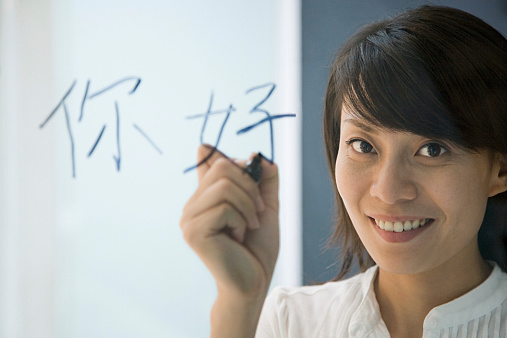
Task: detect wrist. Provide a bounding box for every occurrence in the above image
[210,290,268,338]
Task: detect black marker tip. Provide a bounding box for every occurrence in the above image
[245,153,263,183]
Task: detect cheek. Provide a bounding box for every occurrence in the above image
[335,150,366,214]
[432,169,489,229]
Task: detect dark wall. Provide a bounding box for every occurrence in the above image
[301,0,507,284]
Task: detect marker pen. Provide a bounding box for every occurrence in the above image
[245,153,263,183]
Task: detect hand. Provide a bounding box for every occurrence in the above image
[180,144,280,300]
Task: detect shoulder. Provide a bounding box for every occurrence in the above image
[266,271,367,311]
[256,266,379,337]
[425,262,507,334]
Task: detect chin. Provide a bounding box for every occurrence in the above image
[371,252,435,276]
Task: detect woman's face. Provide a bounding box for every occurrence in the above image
[335,107,501,275]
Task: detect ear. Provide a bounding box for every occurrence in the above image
[489,153,507,197]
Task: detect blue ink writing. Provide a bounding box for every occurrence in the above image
[41,80,295,178]
[40,77,162,178]
[39,80,78,177]
[184,82,295,172]
[239,83,295,162]
[183,93,235,173]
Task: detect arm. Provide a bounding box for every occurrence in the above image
[180,145,280,338]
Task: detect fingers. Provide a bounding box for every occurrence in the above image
[182,145,267,245]
[194,145,265,212]
[183,203,248,246]
[185,175,261,232]
[256,155,279,212]
[196,144,233,182]
[183,145,279,235]
[180,146,281,301]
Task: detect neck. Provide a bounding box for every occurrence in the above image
[374,246,492,338]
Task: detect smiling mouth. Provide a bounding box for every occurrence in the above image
[370,217,434,232]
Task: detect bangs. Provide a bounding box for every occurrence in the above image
[338,29,466,147]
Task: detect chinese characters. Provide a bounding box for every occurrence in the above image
[41,79,294,178]
[40,77,162,178]
[184,82,295,173]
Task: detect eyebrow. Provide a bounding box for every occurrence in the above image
[343,118,378,133]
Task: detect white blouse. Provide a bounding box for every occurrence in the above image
[256,263,507,337]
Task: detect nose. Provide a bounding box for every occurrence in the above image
[370,157,418,205]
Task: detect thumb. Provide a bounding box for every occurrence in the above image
[258,157,279,211]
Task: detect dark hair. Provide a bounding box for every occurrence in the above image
[323,5,507,280]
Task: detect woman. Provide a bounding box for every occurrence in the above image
[180,5,507,337]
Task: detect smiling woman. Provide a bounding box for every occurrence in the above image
[323,4,507,281]
[337,108,499,276]
[180,4,507,338]
[318,5,507,337]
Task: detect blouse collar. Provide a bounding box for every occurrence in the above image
[348,262,506,336]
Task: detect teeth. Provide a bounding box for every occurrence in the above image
[412,219,420,229]
[394,222,403,232]
[384,221,394,231]
[374,218,430,232]
[403,221,412,231]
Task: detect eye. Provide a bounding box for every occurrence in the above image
[346,139,376,154]
[418,142,447,157]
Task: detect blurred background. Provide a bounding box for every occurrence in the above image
[0,0,505,337]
